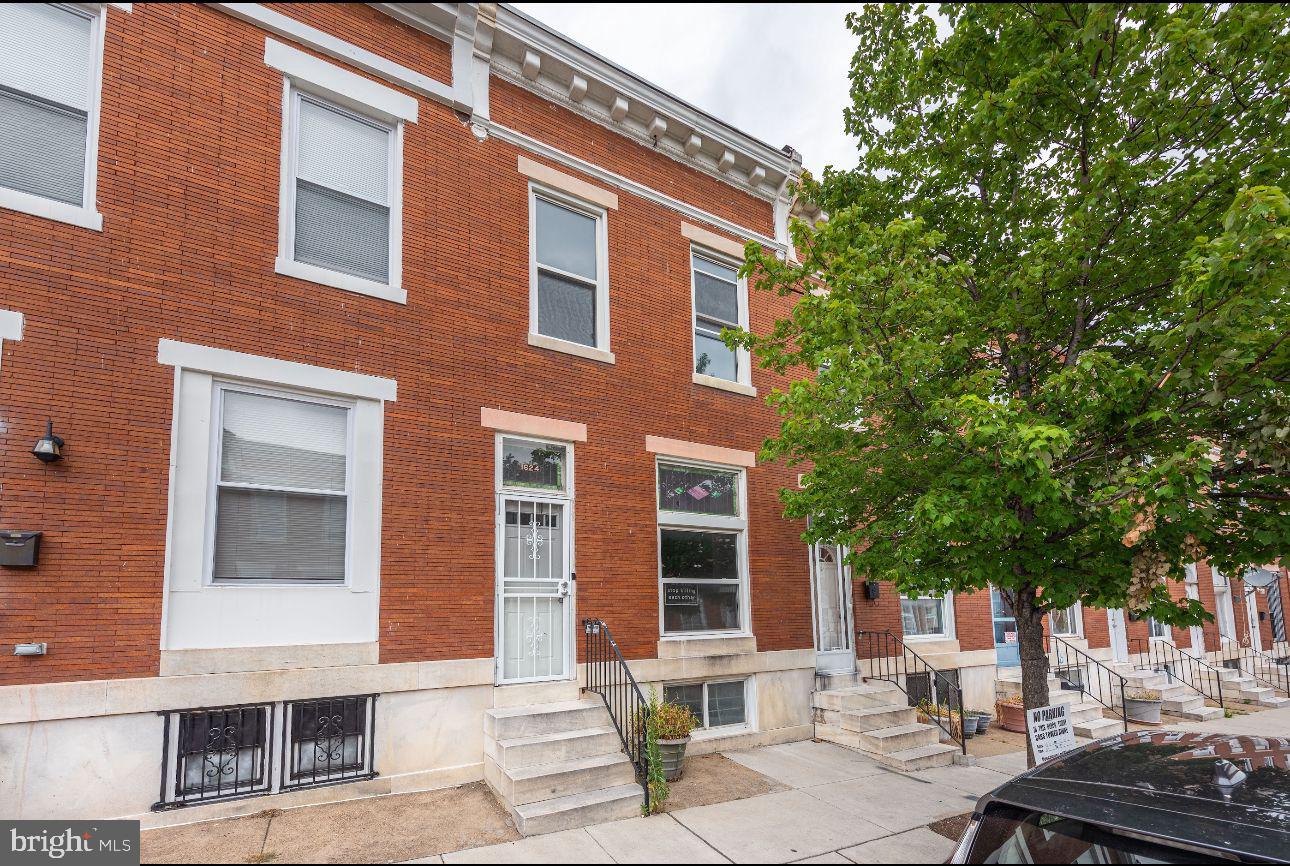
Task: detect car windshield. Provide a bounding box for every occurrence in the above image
[969,803,1236,864]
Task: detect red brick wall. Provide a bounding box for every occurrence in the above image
[0,4,810,686]
[954,589,995,652]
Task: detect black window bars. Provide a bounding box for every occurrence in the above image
[155,694,377,810]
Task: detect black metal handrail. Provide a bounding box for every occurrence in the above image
[1049,635,1128,733]
[858,629,966,755]
[582,619,649,811]
[1215,642,1290,697]
[1130,638,1225,709]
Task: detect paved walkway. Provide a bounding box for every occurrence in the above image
[411,740,1023,864]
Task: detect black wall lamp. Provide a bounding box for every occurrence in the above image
[31,418,65,463]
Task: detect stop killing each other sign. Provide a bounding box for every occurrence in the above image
[1027,703,1079,763]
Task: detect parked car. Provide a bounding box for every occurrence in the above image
[949,731,1290,863]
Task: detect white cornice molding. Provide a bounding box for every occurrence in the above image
[214,3,458,110]
[486,120,785,255]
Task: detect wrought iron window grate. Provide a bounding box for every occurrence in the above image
[155,695,377,810]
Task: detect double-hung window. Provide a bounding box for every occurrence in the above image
[1049,603,1082,637]
[901,593,953,639]
[0,2,104,229]
[529,187,611,359]
[691,250,749,386]
[657,461,747,635]
[210,385,351,584]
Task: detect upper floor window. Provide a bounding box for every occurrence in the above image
[281,91,397,291]
[691,250,749,386]
[211,385,352,584]
[529,187,611,361]
[0,3,104,230]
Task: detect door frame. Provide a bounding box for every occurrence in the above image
[493,434,577,685]
[1214,569,1238,648]
[1245,587,1262,650]
[991,587,1020,667]
[808,541,855,674]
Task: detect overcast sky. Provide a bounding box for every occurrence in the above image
[512,3,864,174]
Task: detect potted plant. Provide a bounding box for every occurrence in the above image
[973,711,992,733]
[649,695,699,782]
[1124,689,1163,724]
[996,693,1027,732]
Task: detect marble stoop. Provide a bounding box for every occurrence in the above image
[1111,663,1224,720]
[997,673,1124,737]
[813,681,959,771]
[483,697,641,836]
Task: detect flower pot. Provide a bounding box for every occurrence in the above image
[962,714,980,736]
[658,736,690,782]
[975,715,992,733]
[997,702,1027,733]
[1125,698,1162,724]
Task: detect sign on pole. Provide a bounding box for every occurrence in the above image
[1026,703,1078,763]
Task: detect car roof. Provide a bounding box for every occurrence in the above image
[986,732,1290,861]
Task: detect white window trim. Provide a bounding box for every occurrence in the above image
[158,339,394,651]
[494,432,576,499]
[900,591,956,642]
[1147,616,1172,641]
[527,183,613,363]
[689,245,753,394]
[203,381,356,587]
[267,39,411,304]
[656,457,751,639]
[1049,601,1084,638]
[665,677,754,738]
[0,2,106,231]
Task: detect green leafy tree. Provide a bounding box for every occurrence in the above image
[734,3,1288,763]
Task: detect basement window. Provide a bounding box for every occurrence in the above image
[664,679,748,730]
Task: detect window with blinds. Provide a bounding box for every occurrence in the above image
[0,3,96,207]
[691,252,743,382]
[211,387,351,584]
[290,93,392,284]
[534,194,601,347]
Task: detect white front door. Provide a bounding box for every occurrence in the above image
[1246,588,1262,649]
[1214,572,1237,647]
[497,495,573,683]
[1107,609,1130,662]
[810,542,854,673]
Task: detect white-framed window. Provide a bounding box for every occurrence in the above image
[266,39,413,304]
[657,460,748,636]
[159,339,394,651]
[664,679,748,731]
[1049,602,1082,637]
[1147,617,1170,639]
[0,2,107,230]
[690,247,750,388]
[901,593,954,639]
[528,184,612,362]
[207,383,353,585]
[497,435,570,495]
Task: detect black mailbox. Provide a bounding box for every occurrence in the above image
[0,532,41,567]
[864,580,880,601]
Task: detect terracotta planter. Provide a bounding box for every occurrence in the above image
[1125,698,1162,724]
[997,702,1027,733]
[658,736,690,782]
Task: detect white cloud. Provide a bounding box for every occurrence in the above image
[511,3,863,174]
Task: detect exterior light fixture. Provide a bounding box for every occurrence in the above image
[31,419,64,463]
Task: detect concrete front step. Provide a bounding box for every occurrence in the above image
[1167,704,1225,721]
[834,705,918,733]
[1073,716,1124,739]
[511,782,643,835]
[813,683,905,712]
[488,725,623,770]
[484,698,611,740]
[484,751,637,806]
[855,722,942,755]
[874,742,960,772]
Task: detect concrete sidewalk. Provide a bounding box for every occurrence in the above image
[413,740,1020,864]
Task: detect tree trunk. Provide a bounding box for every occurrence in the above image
[1013,587,1050,768]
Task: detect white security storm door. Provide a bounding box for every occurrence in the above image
[497,495,572,683]
[1246,588,1262,650]
[810,543,854,673]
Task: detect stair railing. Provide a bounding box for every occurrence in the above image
[1214,642,1290,698]
[582,619,649,811]
[1130,638,1225,710]
[1049,635,1128,733]
[858,629,966,756]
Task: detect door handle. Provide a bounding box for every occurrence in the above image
[558,580,572,597]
